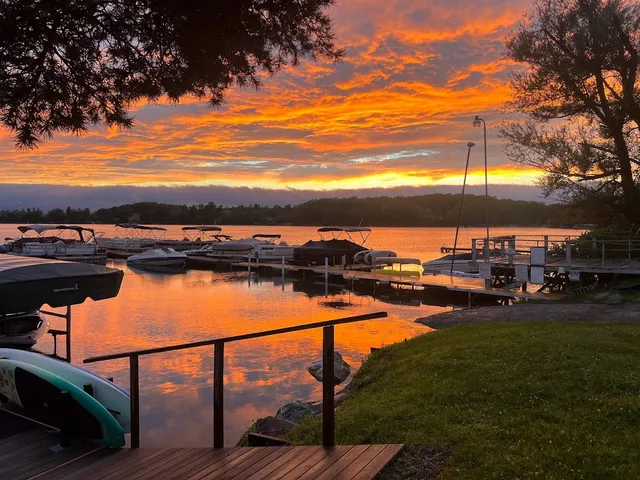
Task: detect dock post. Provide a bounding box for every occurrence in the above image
[322,326,335,447]
[471,239,477,262]
[544,236,549,264]
[567,242,572,267]
[247,256,251,275]
[130,355,140,448]
[325,257,329,297]
[65,305,71,363]
[213,342,224,449]
[484,238,490,261]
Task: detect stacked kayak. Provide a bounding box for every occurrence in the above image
[0,349,129,448]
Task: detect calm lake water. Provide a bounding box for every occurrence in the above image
[0,225,581,446]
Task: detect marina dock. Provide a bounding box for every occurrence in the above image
[235,261,566,302]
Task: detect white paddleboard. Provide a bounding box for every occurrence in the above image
[0,349,131,433]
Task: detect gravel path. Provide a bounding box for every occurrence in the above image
[415,302,640,329]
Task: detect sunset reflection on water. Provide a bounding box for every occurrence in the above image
[36,264,438,446]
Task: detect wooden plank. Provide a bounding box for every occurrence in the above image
[0,430,44,455]
[0,432,54,460]
[259,446,323,479]
[351,444,404,479]
[212,447,282,479]
[6,443,93,480]
[186,448,260,480]
[229,447,293,480]
[32,448,116,480]
[155,448,239,480]
[1,438,60,477]
[245,446,313,480]
[175,448,249,480]
[278,446,336,479]
[126,449,202,480]
[18,445,99,480]
[313,445,371,480]
[296,445,356,479]
[51,448,162,480]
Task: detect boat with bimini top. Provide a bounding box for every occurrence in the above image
[5,225,106,264]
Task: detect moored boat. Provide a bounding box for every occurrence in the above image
[126,247,187,268]
[97,224,166,259]
[291,227,371,267]
[7,225,106,264]
[422,252,478,274]
[158,226,223,251]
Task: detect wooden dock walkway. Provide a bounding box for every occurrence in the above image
[0,425,402,480]
[343,271,566,301]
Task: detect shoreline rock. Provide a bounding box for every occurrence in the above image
[306,351,351,385]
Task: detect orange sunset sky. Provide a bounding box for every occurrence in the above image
[1,0,542,195]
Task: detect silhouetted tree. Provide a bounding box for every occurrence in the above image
[501,0,640,226]
[0,0,343,148]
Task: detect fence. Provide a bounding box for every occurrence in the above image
[84,311,388,448]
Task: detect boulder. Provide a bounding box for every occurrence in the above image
[306,352,351,385]
[275,400,317,423]
[254,416,296,436]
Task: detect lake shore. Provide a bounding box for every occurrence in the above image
[415,300,640,329]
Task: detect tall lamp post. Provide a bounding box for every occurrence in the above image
[473,115,490,257]
[450,142,476,274]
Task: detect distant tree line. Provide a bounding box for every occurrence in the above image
[0,195,578,228]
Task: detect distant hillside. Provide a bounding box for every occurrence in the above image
[0,194,574,227]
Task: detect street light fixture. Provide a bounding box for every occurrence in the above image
[473,115,490,251]
[450,141,476,274]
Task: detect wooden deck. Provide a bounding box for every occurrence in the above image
[26,444,402,480]
[0,421,402,480]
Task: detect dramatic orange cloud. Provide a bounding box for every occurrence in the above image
[0,0,536,192]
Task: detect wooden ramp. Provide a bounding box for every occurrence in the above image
[33,444,403,480]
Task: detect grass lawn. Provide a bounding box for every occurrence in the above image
[289,322,640,479]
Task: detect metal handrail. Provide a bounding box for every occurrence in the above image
[84,311,388,448]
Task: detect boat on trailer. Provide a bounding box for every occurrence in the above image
[0,311,50,349]
[6,225,106,265]
[291,227,372,267]
[0,256,123,349]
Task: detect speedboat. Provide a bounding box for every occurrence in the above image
[7,225,107,264]
[291,227,372,267]
[186,234,293,265]
[126,247,187,268]
[0,311,50,349]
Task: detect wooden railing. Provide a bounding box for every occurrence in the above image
[84,311,388,448]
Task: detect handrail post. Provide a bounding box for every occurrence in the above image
[130,354,140,448]
[65,305,71,363]
[213,342,224,449]
[322,326,335,447]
